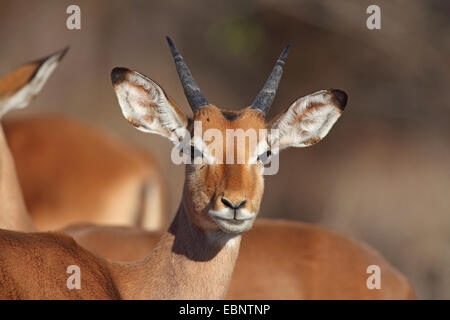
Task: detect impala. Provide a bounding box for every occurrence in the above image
[0,48,69,232]
[70,37,415,299]
[0,49,165,232]
[0,37,414,299]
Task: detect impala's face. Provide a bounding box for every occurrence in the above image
[184,106,267,233]
[112,38,347,235]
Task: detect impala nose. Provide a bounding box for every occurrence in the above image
[221,197,247,210]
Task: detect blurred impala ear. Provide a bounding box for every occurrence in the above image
[111,67,188,144]
[269,89,347,150]
[0,47,68,118]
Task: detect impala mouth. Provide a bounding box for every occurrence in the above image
[208,209,255,234]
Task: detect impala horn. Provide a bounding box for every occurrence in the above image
[166,36,209,112]
[251,44,290,116]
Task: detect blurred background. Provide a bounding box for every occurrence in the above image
[0,0,449,299]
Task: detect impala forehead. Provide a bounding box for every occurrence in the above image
[191,105,268,158]
[193,105,266,132]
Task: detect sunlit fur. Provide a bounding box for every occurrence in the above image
[0,49,68,231]
[0,48,67,118]
[4,115,166,231]
[69,220,416,299]
[0,51,166,232]
[183,106,266,234]
[0,51,415,299]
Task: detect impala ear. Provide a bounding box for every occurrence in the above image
[111,67,189,145]
[269,89,347,151]
[0,47,68,118]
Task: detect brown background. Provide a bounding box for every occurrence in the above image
[0,0,449,299]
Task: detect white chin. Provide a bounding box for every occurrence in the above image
[214,218,254,234]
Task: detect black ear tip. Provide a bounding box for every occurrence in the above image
[331,89,348,110]
[166,36,174,47]
[58,46,70,61]
[111,67,129,85]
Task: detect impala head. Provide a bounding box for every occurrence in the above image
[112,37,347,234]
[0,47,68,119]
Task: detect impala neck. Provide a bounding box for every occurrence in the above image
[0,123,34,231]
[117,193,241,299]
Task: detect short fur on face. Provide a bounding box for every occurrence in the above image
[183,106,266,232]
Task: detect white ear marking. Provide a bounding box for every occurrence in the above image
[270,89,347,150]
[0,47,68,118]
[112,68,188,144]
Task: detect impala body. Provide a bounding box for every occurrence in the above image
[70,218,414,299]
[0,49,165,233]
[3,115,166,231]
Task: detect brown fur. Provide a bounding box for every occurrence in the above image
[0,229,121,299]
[0,63,415,299]
[0,107,242,299]
[0,126,34,231]
[0,63,40,98]
[65,99,414,299]
[0,102,253,299]
[76,67,414,299]
[3,115,166,231]
[70,219,415,299]
[0,50,67,232]
[0,205,241,299]
[183,106,266,231]
[229,219,415,299]
[0,51,166,232]
[63,223,163,262]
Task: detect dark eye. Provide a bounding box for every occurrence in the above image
[189,145,203,162]
[257,150,272,164]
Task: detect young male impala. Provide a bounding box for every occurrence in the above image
[0,49,165,232]
[70,37,415,299]
[0,37,414,299]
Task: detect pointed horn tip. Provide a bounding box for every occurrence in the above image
[166,36,173,46]
[280,43,290,60]
[111,67,130,86]
[166,36,178,52]
[250,43,291,115]
[165,36,209,111]
[166,36,181,58]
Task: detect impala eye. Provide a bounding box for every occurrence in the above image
[189,145,203,163]
[257,150,272,164]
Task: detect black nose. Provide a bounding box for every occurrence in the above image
[221,197,247,210]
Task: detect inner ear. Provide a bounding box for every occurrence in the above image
[112,67,188,144]
[269,89,347,150]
